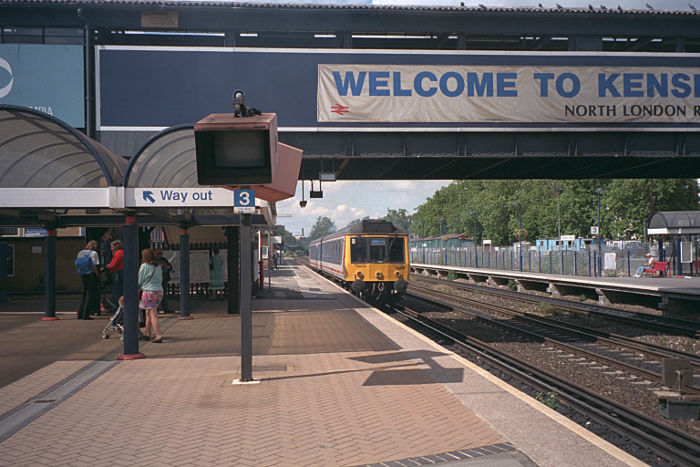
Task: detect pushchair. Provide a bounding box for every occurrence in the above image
[101,304,145,340]
[101,304,124,340]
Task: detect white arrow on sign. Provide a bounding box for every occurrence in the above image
[125,188,236,208]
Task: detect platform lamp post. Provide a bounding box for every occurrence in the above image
[512,202,523,271]
[469,211,478,268]
[554,187,564,240]
[418,222,425,263]
[439,217,446,265]
[595,188,604,276]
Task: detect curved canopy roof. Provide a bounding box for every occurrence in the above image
[125,125,200,188]
[648,211,700,234]
[0,105,126,188]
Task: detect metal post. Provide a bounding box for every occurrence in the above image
[118,216,143,360]
[560,250,565,275]
[226,226,240,314]
[41,229,57,321]
[627,249,631,277]
[588,248,592,276]
[178,229,191,319]
[596,188,604,278]
[574,251,578,276]
[512,202,522,272]
[239,214,254,382]
[470,212,478,268]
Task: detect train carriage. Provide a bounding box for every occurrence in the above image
[309,219,409,302]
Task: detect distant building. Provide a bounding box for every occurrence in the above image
[536,237,593,253]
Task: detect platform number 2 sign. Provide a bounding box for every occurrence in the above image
[234,189,256,214]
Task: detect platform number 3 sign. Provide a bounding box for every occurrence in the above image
[234,189,256,214]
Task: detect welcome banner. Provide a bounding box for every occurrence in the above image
[318,64,700,124]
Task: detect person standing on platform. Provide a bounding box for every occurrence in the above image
[106,240,124,310]
[155,248,173,313]
[76,240,100,320]
[209,247,225,300]
[139,248,164,343]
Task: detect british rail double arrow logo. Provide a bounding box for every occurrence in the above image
[331,104,349,115]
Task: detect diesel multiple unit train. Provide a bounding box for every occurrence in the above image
[309,220,409,302]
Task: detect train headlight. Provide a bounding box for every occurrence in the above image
[395,272,402,278]
[376,272,383,279]
[356,271,364,279]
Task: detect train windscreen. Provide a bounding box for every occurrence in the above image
[350,236,405,263]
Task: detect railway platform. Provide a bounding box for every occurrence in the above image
[0,263,644,466]
[411,262,700,312]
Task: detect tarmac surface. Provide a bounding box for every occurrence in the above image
[0,262,645,466]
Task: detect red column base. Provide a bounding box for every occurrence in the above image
[117,353,146,360]
[177,315,194,320]
[40,317,59,321]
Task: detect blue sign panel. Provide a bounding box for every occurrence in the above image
[233,189,255,214]
[97,46,700,130]
[0,44,85,127]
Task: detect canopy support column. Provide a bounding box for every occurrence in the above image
[226,226,240,315]
[178,228,191,319]
[41,229,58,321]
[119,216,144,360]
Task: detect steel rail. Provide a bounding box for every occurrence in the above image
[394,304,700,466]
[408,284,700,391]
[413,275,700,337]
[410,279,700,368]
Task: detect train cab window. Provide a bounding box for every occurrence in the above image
[350,237,364,263]
[388,237,405,262]
[369,238,387,262]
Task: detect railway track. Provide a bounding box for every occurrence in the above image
[407,282,700,391]
[390,303,700,467]
[413,275,700,337]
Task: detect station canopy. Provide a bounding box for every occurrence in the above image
[125,125,197,188]
[0,106,270,228]
[648,211,700,235]
[0,105,125,188]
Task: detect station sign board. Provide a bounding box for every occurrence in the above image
[233,189,256,214]
[125,187,236,208]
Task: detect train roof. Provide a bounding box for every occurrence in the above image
[336,219,405,236]
[310,220,405,244]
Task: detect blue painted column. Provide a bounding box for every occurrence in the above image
[239,215,254,382]
[41,229,57,321]
[226,226,240,315]
[119,216,144,360]
[179,229,191,319]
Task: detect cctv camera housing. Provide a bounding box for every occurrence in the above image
[299,200,308,208]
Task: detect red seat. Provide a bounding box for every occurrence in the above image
[641,261,669,277]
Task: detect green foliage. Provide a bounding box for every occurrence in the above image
[446,270,458,281]
[507,280,518,292]
[308,216,336,241]
[536,391,559,410]
[410,179,698,245]
[382,208,412,231]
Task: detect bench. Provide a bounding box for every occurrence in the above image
[641,261,669,278]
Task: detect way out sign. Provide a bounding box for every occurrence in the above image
[234,189,256,214]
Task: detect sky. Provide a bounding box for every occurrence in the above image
[276,180,451,237]
[275,0,694,236]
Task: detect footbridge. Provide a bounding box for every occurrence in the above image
[1,1,699,181]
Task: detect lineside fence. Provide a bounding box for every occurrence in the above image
[410,242,698,278]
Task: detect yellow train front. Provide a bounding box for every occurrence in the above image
[309,220,409,303]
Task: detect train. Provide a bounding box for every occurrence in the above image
[308,219,409,302]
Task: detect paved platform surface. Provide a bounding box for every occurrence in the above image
[0,263,645,466]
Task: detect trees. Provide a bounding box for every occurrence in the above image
[382,208,411,231]
[411,178,698,245]
[308,216,336,240]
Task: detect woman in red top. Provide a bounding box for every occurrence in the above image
[107,239,124,307]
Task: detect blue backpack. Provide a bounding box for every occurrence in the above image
[75,254,94,276]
